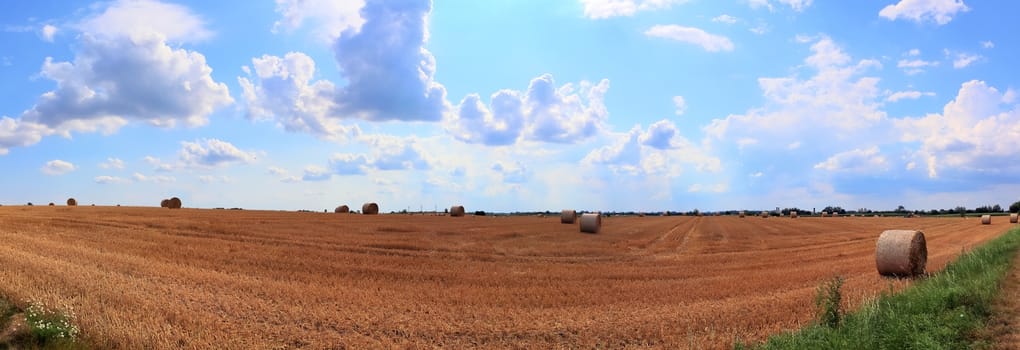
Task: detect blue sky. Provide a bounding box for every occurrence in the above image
[1,0,1018,213]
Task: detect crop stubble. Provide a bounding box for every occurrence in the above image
[0,207,1008,349]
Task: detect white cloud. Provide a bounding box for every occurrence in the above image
[585,127,643,174]
[952,53,981,68]
[99,157,125,169]
[673,96,687,116]
[748,0,814,11]
[491,161,530,184]
[198,175,230,184]
[895,80,1020,179]
[981,41,994,49]
[256,1,449,125]
[41,160,76,175]
[805,37,851,68]
[645,25,734,52]
[446,91,526,146]
[703,35,891,178]
[0,117,50,155]
[75,0,212,42]
[94,175,128,184]
[712,14,738,24]
[40,24,57,42]
[267,166,288,176]
[897,58,938,75]
[302,165,332,181]
[787,141,801,150]
[879,0,969,25]
[585,120,720,176]
[132,172,175,183]
[143,156,174,172]
[178,139,257,168]
[272,0,365,40]
[813,146,889,173]
[19,32,232,135]
[579,0,688,19]
[749,23,769,35]
[362,135,431,171]
[886,90,935,102]
[777,0,813,11]
[331,0,449,122]
[639,120,682,150]
[446,74,610,145]
[749,171,763,177]
[238,52,360,142]
[329,153,369,175]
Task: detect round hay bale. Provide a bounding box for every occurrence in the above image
[450,205,465,217]
[1010,213,1018,224]
[760,211,769,218]
[875,230,927,277]
[561,209,577,224]
[66,198,77,206]
[739,211,746,218]
[579,213,602,233]
[160,199,170,208]
[790,211,798,218]
[168,197,182,209]
[362,202,379,215]
[981,214,991,225]
[335,205,350,213]
[822,211,830,217]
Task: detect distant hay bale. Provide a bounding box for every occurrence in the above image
[739,211,746,218]
[760,211,769,218]
[450,205,465,217]
[822,211,830,217]
[790,211,798,218]
[561,209,577,224]
[362,202,379,215]
[981,215,991,225]
[160,199,170,208]
[579,213,602,233]
[168,197,182,209]
[1011,213,1018,224]
[875,230,927,277]
[335,205,350,213]
[66,198,77,206]
[638,212,645,217]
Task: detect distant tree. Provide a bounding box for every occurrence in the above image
[1011,201,1020,213]
[993,204,1003,212]
[895,205,906,213]
[953,206,967,214]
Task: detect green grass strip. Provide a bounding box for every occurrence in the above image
[741,226,1020,350]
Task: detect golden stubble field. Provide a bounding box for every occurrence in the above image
[0,206,1011,349]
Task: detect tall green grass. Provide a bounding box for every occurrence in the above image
[741,227,1020,350]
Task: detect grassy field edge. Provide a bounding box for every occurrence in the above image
[742,226,1020,350]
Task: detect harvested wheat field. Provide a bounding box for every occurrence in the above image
[0,206,1010,349]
